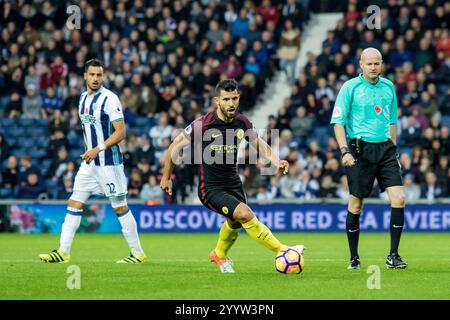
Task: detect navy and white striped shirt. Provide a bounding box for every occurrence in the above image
[78,86,124,166]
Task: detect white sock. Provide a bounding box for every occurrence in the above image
[59,207,82,253]
[118,210,144,254]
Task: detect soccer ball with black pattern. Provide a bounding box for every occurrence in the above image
[275,247,304,274]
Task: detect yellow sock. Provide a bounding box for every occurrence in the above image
[242,216,283,253]
[214,222,241,259]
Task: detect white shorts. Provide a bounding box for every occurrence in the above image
[72,163,128,198]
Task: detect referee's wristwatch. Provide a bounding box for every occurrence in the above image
[340,146,351,158]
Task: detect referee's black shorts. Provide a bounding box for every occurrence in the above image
[345,139,403,199]
[199,186,247,220]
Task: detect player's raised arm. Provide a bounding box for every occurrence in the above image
[250,136,289,175]
[160,131,191,195]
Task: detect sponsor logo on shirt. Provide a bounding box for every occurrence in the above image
[210,144,238,153]
[80,114,97,125]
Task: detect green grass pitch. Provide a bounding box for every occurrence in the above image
[0,233,448,300]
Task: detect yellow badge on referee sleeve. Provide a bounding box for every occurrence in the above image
[222,207,229,214]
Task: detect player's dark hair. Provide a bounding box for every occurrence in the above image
[215,79,239,96]
[84,58,104,72]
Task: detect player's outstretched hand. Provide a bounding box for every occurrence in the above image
[81,148,100,164]
[278,160,289,175]
[160,178,172,196]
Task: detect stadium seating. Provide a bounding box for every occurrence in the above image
[0,1,448,201]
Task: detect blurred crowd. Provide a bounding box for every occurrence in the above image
[262,0,450,202]
[0,0,449,203]
[0,0,312,202]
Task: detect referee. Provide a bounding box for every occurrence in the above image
[330,48,407,270]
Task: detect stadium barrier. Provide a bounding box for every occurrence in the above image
[1,199,449,233]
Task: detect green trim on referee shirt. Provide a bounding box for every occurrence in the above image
[330,73,398,143]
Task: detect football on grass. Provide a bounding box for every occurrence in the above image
[275,247,304,274]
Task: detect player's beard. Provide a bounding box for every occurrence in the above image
[219,103,236,122]
[88,81,102,92]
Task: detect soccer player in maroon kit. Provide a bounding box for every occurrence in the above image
[161,79,304,272]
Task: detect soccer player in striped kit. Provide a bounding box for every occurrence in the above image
[39,59,146,264]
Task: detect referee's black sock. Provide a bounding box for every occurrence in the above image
[346,211,361,259]
[390,207,404,255]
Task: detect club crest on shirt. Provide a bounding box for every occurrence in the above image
[236,129,245,139]
[374,105,382,114]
